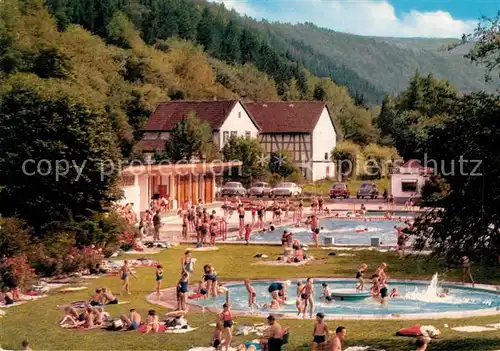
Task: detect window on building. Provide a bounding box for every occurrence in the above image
[231,131,237,138]
[245,131,251,139]
[143,132,159,140]
[238,111,242,118]
[324,152,329,160]
[223,131,229,144]
[401,181,418,193]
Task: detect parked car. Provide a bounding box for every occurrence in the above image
[269,182,302,198]
[356,183,379,199]
[247,182,272,198]
[329,183,350,199]
[220,182,246,197]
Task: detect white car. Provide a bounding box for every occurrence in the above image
[269,182,302,198]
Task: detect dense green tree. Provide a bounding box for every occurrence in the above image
[222,136,267,181]
[197,7,215,52]
[268,150,299,179]
[0,85,122,233]
[331,141,362,179]
[220,20,241,62]
[240,28,261,64]
[164,113,214,161]
[412,92,500,264]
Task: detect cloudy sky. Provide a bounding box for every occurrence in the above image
[213,0,499,38]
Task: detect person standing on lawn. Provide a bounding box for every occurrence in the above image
[152,211,162,241]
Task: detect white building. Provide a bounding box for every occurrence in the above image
[390,159,433,203]
[245,102,337,181]
[138,100,260,158]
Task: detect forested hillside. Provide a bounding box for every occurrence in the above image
[258,23,496,102]
[42,0,493,106]
[0,0,383,161]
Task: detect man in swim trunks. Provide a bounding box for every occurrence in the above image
[102,288,118,304]
[261,315,283,351]
[329,326,346,351]
[312,312,329,351]
[268,281,288,302]
[120,308,141,330]
[120,260,137,295]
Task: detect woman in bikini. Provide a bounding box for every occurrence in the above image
[120,260,137,295]
[145,310,160,333]
[299,278,315,319]
[155,264,163,300]
[220,303,233,351]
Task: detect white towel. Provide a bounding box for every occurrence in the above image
[164,326,198,334]
[452,326,497,333]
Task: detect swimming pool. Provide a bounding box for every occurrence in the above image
[188,278,500,319]
[231,218,404,246]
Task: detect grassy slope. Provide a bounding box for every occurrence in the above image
[1,245,499,351]
[264,23,496,98]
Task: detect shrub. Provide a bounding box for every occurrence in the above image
[0,217,32,257]
[0,254,35,289]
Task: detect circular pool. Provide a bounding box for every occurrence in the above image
[188,278,500,320]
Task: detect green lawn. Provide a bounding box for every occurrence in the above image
[1,245,499,351]
[302,179,391,196]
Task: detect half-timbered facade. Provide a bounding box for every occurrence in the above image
[245,102,337,181]
[137,100,260,160]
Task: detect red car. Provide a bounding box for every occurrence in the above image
[330,183,350,199]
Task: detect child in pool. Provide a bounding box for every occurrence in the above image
[370,274,380,297]
[263,298,280,309]
[299,278,315,319]
[312,312,329,351]
[320,283,333,302]
[244,279,258,309]
[438,288,449,298]
[296,298,305,315]
[296,281,303,297]
[356,264,368,291]
[389,288,399,298]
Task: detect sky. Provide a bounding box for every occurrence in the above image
[213,0,499,38]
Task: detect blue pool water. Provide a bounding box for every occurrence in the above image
[189,279,500,317]
[231,218,403,246]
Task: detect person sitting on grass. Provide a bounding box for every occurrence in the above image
[82,307,95,328]
[260,315,283,351]
[2,288,14,305]
[120,308,141,330]
[89,288,103,306]
[145,309,160,333]
[59,306,82,328]
[415,337,428,351]
[102,288,118,305]
[21,340,31,351]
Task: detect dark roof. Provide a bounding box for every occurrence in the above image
[244,102,328,133]
[143,100,260,131]
[136,140,166,152]
[401,159,424,168]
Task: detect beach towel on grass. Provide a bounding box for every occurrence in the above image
[59,287,88,293]
[138,324,167,333]
[164,326,198,334]
[345,347,386,351]
[451,326,497,333]
[0,302,26,308]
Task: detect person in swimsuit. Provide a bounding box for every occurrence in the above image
[461,256,474,287]
[320,283,333,302]
[177,273,189,311]
[257,206,264,229]
[379,275,389,305]
[244,224,252,245]
[213,322,223,349]
[203,264,218,298]
[356,264,368,291]
[220,303,233,351]
[370,274,380,297]
[210,215,218,246]
[299,278,315,318]
[268,281,289,302]
[181,250,195,276]
[261,314,283,351]
[89,288,103,306]
[238,205,245,238]
[144,309,160,333]
[101,288,118,304]
[201,219,209,246]
[120,309,141,330]
[3,288,14,305]
[155,264,163,300]
[312,312,329,351]
[330,326,346,351]
[182,213,188,240]
[244,279,258,309]
[59,306,81,327]
[120,260,137,295]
